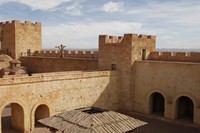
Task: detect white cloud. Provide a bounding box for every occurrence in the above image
[65,0,83,16]
[0,0,72,11]
[126,1,200,27]
[42,21,142,49]
[123,1,200,49]
[102,1,123,12]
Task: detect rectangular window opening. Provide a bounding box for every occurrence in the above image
[142,49,146,60]
[111,64,117,70]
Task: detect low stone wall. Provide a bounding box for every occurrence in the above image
[0,70,120,132]
[19,56,98,73]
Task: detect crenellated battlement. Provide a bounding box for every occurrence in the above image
[99,34,156,45]
[100,35,124,44]
[148,51,200,62]
[0,20,41,26]
[29,50,98,59]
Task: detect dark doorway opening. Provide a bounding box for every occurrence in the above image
[142,49,146,60]
[177,96,194,122]
[151,92,165,116]
[111,64,117,70]
[34,104,50,128]
[1,103,24,133]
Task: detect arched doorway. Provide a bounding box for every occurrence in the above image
[1,103,24,133]
[150,92,165,116]
[176,96,194,121]
[34,104,50,127]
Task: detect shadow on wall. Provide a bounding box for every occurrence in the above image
[92,71,120,111]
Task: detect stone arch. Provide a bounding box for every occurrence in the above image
[175,95,195,122]
[148,91,165,116]
[30,102,52,131]
[0,99,27,133]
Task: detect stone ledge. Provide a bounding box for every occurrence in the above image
[0,70,119,86]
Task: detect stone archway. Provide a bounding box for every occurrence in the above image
[1,103,24,133]
[34,104,50,127]
[176,96,194,122]
[150,92,165,116]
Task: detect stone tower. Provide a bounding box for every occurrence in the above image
[98,34,156,111]
[0,20,42,59]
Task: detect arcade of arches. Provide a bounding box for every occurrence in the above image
[1,103,50,133]
[149,92,194,122]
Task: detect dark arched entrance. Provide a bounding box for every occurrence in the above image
[34,104,50,127]
[150,92,165,116]
[176,96,194,121]
[1,103,24,133]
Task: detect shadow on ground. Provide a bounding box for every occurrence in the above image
[121,111,200,133]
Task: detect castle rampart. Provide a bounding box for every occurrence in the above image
[19,56,98,73]
[148,51,200,62]
[30,50,98,59]
[0,20,41,26]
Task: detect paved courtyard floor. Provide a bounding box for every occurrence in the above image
[123,111,200,133]
[1,106,200,133]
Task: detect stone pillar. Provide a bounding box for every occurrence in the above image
[11,103,25,132]
[164,102,176,120]
[194,107,200,125]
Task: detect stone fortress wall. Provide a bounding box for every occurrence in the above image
[30,50,98,59]
[133,61,200,124]
[19,56,98,73]
[0,70,119,132]
[98,34,156,111]
[0,20,199,133]
[148,51,200,62]
[97,33,200,127]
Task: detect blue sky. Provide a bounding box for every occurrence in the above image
[0,0,200,49]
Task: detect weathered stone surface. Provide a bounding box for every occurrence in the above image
[0,71,120,132]
[0,20,41,59]
[0,20,200,133]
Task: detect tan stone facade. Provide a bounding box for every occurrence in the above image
[0,20,199,133]
[0,71,119,132]
[0,20,41,59]
[133,61,200,123]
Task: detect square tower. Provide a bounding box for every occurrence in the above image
[98,34,156,110]
[0,20,42,59]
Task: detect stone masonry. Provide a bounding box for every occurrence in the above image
[0,20,199,133]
